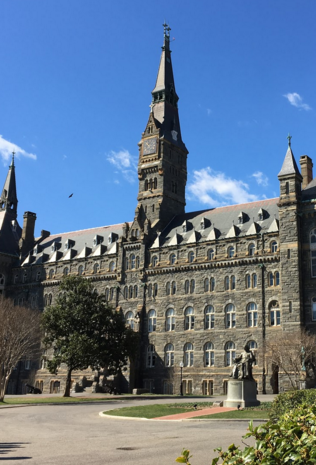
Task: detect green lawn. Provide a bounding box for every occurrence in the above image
[104,402,214,419]
[0,396,117,405]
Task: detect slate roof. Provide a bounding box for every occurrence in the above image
[302,177,316,201]
[151,198,279,249]
[23,222,130,266]
[278,145,301,178]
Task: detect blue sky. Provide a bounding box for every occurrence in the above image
[1,1,316,236]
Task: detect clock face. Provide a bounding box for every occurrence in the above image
[143,137,157,156]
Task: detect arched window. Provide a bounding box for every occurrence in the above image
[208,249,215,260]
[184,280,189,294]
[204,278,209,292]
[188,251,194,263]
[125,257,129,270]
[147,344,156,367]
[247,302,258,327]
[166,282,171,296]
[147,283,152,298]
[125,311,134,329]
[252,273,257,288]
[231,275,236,290]
[184,343,194,367]
[148,310,156,332]
[44,294,48,306]
[166,308,175,331]
[205,305,215,329]
[152,256,158,267]
[165,344,174,367]
[110,288,114,301]
[225,304,236,328]
[153,177,157,189]
[224,276,229,290]
[170,253,176,265]
[133,285,138,298]
[248,243,255,256]
[22,271,28,283]
[275,271,280,286]
[248,340,258,365]
[153,283,158,297]
[171,281,176,295]
[204,342,214,367]
[210,277,215,292]
[78,265,84,276]
[93,263,100,274]
[228,246,235,258]
[225,341,236,366]
[136,256,140,269]
[190,279,195,294]
[130,254,136,269]
[270,301,280,326]
[246,274,251,289]
[145,179,148,191]
[268,272,274,287]
[63,267,69,276]
[109,261,115,272]
[129,285,133,299]
[310,229,316,277]
[49,269,54,279]
[271,241,278,253]
[105,288,109,301]
[123,286,128,299]
[185,307,194,330]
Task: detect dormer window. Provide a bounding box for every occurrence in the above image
[182,222,187,233]
[64,239,74,250]
[11,220,17,232]
[51,242,57,252]
[238,212,246,225]
[33,245,40,255]
[108,232,118,244]
[93,235,103,247]
[257,208,266,221]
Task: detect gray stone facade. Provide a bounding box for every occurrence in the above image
[2,26,316,396]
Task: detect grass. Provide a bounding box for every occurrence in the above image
[0,396,118,405]
[104,402,213,419]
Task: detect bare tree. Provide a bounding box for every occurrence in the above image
[266,330,316,390]
[0,299,41,401]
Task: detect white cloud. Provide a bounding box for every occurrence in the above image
[0,135,37,163]
[252,171,269,187]
[188,167,258,207]
[283,93,311,111]
[106,149,137,183]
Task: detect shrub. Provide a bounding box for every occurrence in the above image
[176,403,316,465]
[269,389,316,421]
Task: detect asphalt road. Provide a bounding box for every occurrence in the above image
[0,398,265,464]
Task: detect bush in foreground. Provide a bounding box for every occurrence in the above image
[176,403,316,464]
[269,389,316,421]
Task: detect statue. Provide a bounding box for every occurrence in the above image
[230,344,256,380]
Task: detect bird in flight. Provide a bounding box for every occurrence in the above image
[69,193,73,198]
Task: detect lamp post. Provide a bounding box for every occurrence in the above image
[179,361,184,396]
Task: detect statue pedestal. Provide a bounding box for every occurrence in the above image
[223,379,260,408]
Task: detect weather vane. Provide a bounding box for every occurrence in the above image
[287,133,292,147]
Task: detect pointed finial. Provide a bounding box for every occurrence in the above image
[287,133,292,147]
[11,151,15,167]
[149,102,154,113]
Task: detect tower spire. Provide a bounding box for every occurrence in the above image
[0,151,18,218]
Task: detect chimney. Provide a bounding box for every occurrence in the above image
[19,211,37,257]
[299,155,313,189]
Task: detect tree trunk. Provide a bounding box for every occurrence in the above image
[0,370,12,402]
[63,368,72,397]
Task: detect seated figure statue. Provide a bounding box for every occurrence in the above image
[230,344,256,380]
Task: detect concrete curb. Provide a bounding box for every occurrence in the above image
[99,412,267,423]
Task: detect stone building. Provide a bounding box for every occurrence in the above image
[2,25,316,395]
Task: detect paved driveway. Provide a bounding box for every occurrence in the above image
[0,397,268,464]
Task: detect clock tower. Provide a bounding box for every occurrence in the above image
[132,24,188,237]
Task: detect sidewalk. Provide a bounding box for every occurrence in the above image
[154,406,236,420]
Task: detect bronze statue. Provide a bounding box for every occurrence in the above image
[230,344,256,380]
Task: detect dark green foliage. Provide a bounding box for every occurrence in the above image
[269,389,316,421]
[42,276,138,396]
[177,403,316,464]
